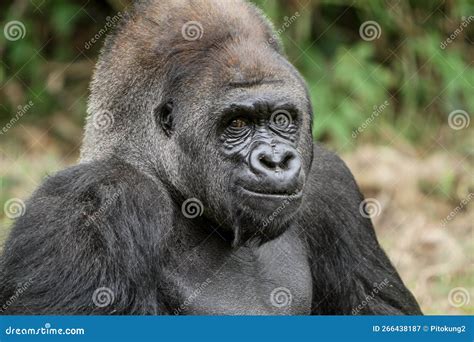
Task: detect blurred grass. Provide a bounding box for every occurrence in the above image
[0,0,473,149]
[0,0,473,315]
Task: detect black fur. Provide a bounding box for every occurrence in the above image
[0,147,420,314]
[0,159,174,314]
[302,144,420,314]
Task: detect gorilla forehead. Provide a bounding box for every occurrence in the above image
[100,0,295,86]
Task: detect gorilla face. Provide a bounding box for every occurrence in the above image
[161,65,313,246]
[217,97,307,241]
[220,100,304,200]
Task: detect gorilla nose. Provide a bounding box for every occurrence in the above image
[249,143,302,192]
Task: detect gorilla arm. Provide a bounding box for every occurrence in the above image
[0,158,172,314]
[300,143,422,315]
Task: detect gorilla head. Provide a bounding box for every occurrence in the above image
[81,0,314,246]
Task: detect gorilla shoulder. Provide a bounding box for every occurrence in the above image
[0,159,172,314]
[28,158,168,228]
[306,142,365,209]
[302,142,381,247]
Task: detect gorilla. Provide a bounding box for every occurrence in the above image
[0,0,421,315]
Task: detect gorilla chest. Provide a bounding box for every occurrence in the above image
[169,230,312,315]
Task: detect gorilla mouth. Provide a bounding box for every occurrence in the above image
[240,187,303,199]
[230,187,303,247]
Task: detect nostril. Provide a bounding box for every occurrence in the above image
[259,154,277,170]
[279,153,294,169]
[249,144,301,176]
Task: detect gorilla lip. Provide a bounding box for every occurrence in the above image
[239,187,303,199]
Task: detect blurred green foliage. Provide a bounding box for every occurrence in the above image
[253,0,473,146]
[0,0,472,147]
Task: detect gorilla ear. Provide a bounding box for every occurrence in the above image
[154,101,174,136]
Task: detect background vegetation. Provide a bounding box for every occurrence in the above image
[0,0,472,314]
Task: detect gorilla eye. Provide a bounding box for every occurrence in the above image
[229,118,248,129]
[155,101,174,136]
